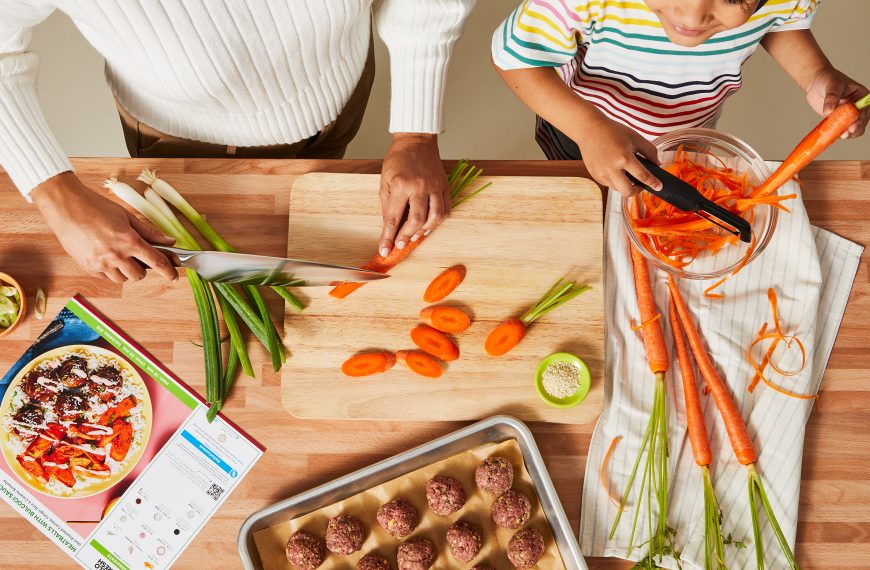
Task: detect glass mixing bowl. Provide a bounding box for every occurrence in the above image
[622,128,776,280]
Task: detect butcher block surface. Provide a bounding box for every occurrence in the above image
[0,159,868,568]
[282,173,604,424]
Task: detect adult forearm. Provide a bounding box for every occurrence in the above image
[762,29,832,92]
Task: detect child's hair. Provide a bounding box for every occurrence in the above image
[723,0,758,11]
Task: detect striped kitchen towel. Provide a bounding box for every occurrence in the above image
[579,172,863,569]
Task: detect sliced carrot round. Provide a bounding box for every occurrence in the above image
[341,351,396,377]
[423,265,466,303]
[396,350,443,378]
[419,305,471,333]
[484,318,526,357]
[410,324,459,362]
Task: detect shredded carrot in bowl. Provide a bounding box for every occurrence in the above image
[625,143,791,296]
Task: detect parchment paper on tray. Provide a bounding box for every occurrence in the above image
[253,439,567,569]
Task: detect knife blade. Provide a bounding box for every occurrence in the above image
[154,246,389,287]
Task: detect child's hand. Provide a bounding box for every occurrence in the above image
[576,115,663,197]
[806,67,869,139]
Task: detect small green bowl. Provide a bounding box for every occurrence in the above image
[535,352,591,409]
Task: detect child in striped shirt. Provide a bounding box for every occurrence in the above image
[492,0,868,197]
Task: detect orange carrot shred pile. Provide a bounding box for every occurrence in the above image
[746,288,815,400]
[629,145,795,299]
[600,435,625,508]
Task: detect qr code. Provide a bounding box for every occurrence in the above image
[206,483,225,501]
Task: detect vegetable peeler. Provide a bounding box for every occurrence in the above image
[627,155,752,243]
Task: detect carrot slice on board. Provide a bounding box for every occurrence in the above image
[341,351,397,377]
[420,305,471,333]
[411,324,460,361]
[396,350,443,378]
[484,318,526,357]
[423,265,466,303]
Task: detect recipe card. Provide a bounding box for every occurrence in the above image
[0,295,263,570]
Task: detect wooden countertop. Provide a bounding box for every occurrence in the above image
[1,159,868,569]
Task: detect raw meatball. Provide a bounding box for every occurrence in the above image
[325,514,366,555]
[57,356,89,389]
[507,527,545,569]
[492,490,532,529]
[377,498,419,538]
[285,530,325,569]
[425,474,466,516]
[54,391,87,421]
[396,538,435,570]
[446,520,483,563]
[475,456,514,496]
[357,554,392,570]
[87,365,124,401]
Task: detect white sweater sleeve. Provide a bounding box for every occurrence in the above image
[0,1,73,199]
[375,0,475,134]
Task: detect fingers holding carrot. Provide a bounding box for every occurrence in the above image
[806,68,869,139]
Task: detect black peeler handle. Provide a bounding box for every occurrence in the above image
[627,155,753,243]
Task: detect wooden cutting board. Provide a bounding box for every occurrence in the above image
[281,173,604,424]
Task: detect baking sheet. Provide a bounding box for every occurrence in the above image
[253,439,566,569]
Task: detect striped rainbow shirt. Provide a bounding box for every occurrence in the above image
[492,0,820,158]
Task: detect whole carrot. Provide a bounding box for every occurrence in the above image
[668,276,797,569]
[669,296,710,467]
[610,244,674,565]
[667,275,755,465]
[630,244,669,374]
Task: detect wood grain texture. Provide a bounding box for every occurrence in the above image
[0,159,867,570]
[283,172,604,424]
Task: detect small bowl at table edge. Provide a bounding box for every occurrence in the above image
[0,272,26,338]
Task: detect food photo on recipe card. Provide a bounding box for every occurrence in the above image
[0,295,263,570]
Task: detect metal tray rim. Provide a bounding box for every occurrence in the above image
[237,415,586,569]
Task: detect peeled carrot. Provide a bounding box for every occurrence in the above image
[423,265,465,303]
[667,276,756,465]
[420,305,471,333]
[396,350,443,378]
[411,324,459,362]
[341,351,396,377]
[669,296,711,467]
[629,244,669,374]
[753,102,861,199]
[483,279,590,357]
[484,317,526,357]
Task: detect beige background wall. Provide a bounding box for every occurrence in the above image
[31,1,870,162]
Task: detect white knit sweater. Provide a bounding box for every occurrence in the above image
[0,0,475,197]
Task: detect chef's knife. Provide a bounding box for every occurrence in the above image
[627,155,752,243]
[154,245,388,287]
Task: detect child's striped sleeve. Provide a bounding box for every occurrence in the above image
[492,0,589,70]
[768,0,821,32]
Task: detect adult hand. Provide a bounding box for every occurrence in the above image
[30,172,177,283]
[377,133,451,257]
[806,67,869,139]
[576,115,662,198]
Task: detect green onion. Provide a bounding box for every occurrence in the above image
[215,291,255,378]
[140,170,304,314]
[206,344,239,423]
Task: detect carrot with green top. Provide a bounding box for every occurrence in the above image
[610,244,675,566]
[329,160,491,299]
[670,296,742,569]
[396,350,443,378]
[423,265,466,303]
[341,352,396,377]
[420,305,471,333]
[668,276,797,570]
[484,279,590,357]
